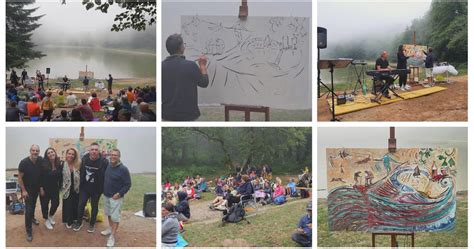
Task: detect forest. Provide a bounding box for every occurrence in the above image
[162,127,312,182]
[325,0,467,68]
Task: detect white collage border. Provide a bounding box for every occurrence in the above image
[0,0,471,248]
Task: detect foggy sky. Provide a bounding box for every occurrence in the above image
[30,0,155,49]
[318,0,432,46]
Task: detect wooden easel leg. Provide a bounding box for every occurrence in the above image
[391,234,397,247]
[265,108,270,121]
[245,111,250,121]
[372,233,375,247]
[225,107,230,121]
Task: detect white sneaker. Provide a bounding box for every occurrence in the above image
[48,216,55,225]
[405,85,411,90]
[101,228,112,236]
[107,235,115,247]
[400,86,406,91]
[45,219,53,230]
[423,84,431,88]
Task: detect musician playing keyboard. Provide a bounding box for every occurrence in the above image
[375,51,394,99]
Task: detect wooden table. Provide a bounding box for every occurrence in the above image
[222,104,270,121]
[372,231,414,247]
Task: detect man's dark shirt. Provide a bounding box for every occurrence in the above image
[18,156,43,192]
[375,58,389,70]
[162,55,209,121]
[425,52,435,68]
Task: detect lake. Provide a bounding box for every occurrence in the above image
[24,46,156,79]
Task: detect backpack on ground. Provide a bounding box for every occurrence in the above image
[9,200,25,215]
[222,203,249,225]
[274,195,286,205]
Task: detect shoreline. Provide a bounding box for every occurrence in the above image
[36,44,156,56]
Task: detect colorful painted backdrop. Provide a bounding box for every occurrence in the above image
[49,138,117,160]
[326,148,457,232]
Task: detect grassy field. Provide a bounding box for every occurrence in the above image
[183,196,311,247]
[197,106,311,121]
[317,194,468,247]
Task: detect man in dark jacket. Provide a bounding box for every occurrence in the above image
[424,47,436,87]
[101,148,131,247]
[162,34,209,121]
[176,191,190,222]
[73,142,108,233]
[226,175,254,207]
[18,145,43,242]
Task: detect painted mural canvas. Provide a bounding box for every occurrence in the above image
[326,148,457,232]
[181,15,310,109]
[49,138,118,160]
[403,44,428,67]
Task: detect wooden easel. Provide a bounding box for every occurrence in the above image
[372,232,415,247]
[371,129,416,247]
[408,32,421,84]
[223,104,270,121]
[239,0,248,19]
[80,127,85,141]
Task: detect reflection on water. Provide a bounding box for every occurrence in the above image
[25,46,156,79]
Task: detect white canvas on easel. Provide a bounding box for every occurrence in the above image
[181,15,311,109]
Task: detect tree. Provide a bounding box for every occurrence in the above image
[6,0,44,70]
[81,0,156,32]
[426,0,467,64]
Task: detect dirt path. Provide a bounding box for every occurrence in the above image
[318,75,468,121]
[6,203,156,247]
[188,197,310,225]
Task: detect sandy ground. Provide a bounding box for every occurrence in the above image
[6,201,156,247]
[318,75,468,121]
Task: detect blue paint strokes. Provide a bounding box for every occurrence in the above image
[328,165,456,232]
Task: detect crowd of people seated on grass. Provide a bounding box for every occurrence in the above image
[161,171,312,248]
[6,83,156,122]
[161,167,311,219]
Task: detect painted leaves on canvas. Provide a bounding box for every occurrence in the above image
[326,148,457,232]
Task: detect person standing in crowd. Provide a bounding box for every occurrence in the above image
[41,92,54,121]
[83,76,90,92]
[61,148,81,229]
[107,74,113,94]
[40,148,63,230]
[73,142,108,233]
[101,148,131,247]
[10,69,19,86]
[18,145,43,242]
[21,69,28,85]
[291,202,312,247]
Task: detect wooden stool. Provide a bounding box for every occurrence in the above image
[222,104,270,121]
